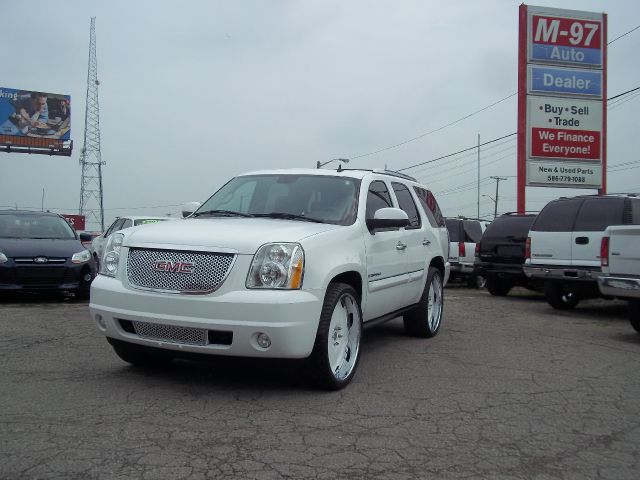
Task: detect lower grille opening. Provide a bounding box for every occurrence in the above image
[119,319,136,334]
[117,319,232,346]
[208,330,233,346]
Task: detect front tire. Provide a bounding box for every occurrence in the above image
[308,283,362,390]
[629,299,640,333]
[544,282,580,310]
[403,267,444,338]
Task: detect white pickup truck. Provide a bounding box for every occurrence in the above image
[598,225,640,333]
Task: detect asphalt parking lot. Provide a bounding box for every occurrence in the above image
[1,287,639,480]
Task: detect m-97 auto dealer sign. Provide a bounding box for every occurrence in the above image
[517,5,606,211]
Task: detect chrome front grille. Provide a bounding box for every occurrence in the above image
[126,248,234,293]
[132,321,207,346]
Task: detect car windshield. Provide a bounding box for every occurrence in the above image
[0,214,77,239]
[196,174,360,226]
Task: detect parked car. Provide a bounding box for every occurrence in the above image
[90,168,450,389]
[91,216,172,266]
[0,210,97,298]
[476,212,539,296]
[524,194,640,310]
[445,217,485,287]
[598,224,640,333]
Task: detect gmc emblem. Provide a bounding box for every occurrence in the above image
[153,260,196,274]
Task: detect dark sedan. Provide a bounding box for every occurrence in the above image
[0,210,97,298]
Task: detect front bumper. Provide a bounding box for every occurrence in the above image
[90,275,323,359]
[0,261,95,293]
[598,275,640,299]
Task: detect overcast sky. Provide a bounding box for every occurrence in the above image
[1,0,639,230]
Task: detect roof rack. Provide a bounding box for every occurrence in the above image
[371,168,417,182]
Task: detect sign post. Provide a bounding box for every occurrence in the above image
[517,5,607,213]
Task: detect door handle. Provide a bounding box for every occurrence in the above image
[422,239,431,246]
[396,241,407,251]
[575,237,589,245]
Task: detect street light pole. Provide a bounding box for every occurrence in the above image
[317,158,350,169]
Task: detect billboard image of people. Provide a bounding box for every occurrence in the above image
[0,87,71,141]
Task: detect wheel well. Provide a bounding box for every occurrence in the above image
[329,271,362,301]
[429,256,445,278]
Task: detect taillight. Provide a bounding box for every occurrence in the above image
[458,241,466,257]
[475,243,480,257]
[525,237,531,259]
[600,236,609,267]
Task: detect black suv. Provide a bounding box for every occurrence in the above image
[476,213,538,296]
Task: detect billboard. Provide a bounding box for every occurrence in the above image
[0,87,71,151]
[517,5,606,210]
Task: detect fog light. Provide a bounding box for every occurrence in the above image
[84,273,93,282]
[95,314,106,330]
[256,332,271,349]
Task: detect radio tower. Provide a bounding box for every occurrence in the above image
[79,17,105,231]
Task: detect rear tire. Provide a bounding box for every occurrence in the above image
[112,342,173,367]
[403,267,444,338]
[486,276,513,296]
[467,274,486,289]
[544,282,580,310]
[629,299,640,333]
[307,283,362,390]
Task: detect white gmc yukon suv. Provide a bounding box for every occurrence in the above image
[90,168,450,389]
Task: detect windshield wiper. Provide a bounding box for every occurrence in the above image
[191,209,253,218]
[252,212,324,223]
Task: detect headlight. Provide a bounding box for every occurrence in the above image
[0,252,7,264]
[246,243,304,289]
[71,249,92,264]
[99,233,124,277]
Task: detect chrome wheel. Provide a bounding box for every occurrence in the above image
[327,292,361,381]
[427,273,443,332]
[404,267,444,338]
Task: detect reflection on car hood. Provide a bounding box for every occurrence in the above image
[0,238,85,258]
[122,218,342,254]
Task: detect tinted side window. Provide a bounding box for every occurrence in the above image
[574,198,624,231]
[413,187,446,227]
[366,181,393,221]
[463,220,483,243]
[391,182,421,228]
[532,199,582,232]
[632,199,640,224]
[445,219,461,242]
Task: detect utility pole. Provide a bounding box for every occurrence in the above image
[477,134,480,219]
[490,176,507,219]
[79,17,106,231]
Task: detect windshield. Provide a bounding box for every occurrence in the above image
[0,214,77,239]
[196,174,360,226]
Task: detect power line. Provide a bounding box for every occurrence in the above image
[349,93,517,160]
[399,86,640,173]
[609,24,640,44]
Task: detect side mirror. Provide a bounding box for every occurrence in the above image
[181,201,201,218]
[366,207,409,232]
[79,232,92,242]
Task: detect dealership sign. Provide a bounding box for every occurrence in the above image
[517,5,606,205]
[62,214,85,231]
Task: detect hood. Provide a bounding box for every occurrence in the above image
[123,217,342,254]
[0,237,85,258]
